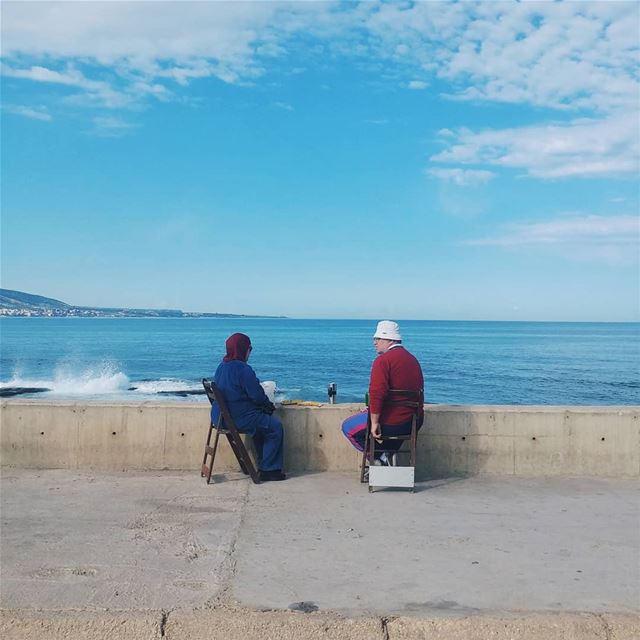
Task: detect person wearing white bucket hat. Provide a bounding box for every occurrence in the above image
[341,320,424,462]
[373,319,402,341]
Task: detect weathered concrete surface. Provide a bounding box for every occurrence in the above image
[386,613,639,639]
[231,473,639,615]
[0,609,161,640]
[163,609,639,640]
[2,609,638,640]
[2,468,639,638]
[2,401,639,476]
[0,470,246,610]
[605,614,640,640]
[165,607,384,639]
[2,469,638,621]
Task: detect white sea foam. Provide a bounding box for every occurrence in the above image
[1,363,130,396]
[1,365,284,402]
[0,376,49,390]
[273,386,297,403]
[132,379,197,394]
[261,381,277,403]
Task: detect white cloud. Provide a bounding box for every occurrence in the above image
[273,101,294,111]
[363,1,639,113]
[2,2,637,114]
[0,3,267,109]
[437,128,456,138]
[0,1,319,90]
[92,115,136,137]
[467,214,639,247]
[431,114,640,179]
[464,214,639,264]
[1,2,278,65]
[2,63,134,108]
[1,0,638,184]
[426,167,495,186]
[3,65,79,86]
[5,104,51,121]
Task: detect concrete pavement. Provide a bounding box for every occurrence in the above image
[1,469,639,638]
[232,473,639,615]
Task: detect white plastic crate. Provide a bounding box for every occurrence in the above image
[368,465,414,489]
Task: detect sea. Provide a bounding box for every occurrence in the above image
[0,318,638,405]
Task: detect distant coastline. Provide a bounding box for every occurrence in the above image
[0,288,285,319]
[0,312,285,319]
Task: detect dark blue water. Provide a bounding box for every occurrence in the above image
[0,318,638,404]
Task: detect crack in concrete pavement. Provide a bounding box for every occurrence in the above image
[159,610,169,637]
[594,612,613,640]
[205,479,251,608]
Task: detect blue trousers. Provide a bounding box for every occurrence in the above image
[250,415,284,472]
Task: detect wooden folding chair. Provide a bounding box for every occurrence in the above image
[201,378,260,484]
[359,389,424,492]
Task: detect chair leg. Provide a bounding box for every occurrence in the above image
[226,433,260,484]
[206,428,221,484]
[201,446,208,475]
[367,426,376,492]
[410,417,417,492]
[410,418,417,468]
[234,435,260,484]
[201,456,210,479]
[360,428,370,483]
[201,422,215,479]
[225,433,249,475]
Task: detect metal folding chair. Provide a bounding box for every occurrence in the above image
[359,389,423,492]
[201,378,260,484]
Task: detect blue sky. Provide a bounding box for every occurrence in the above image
[1,1,638,321]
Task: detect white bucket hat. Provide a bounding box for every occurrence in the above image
[373,320,402,341]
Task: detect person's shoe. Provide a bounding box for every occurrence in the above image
[378,452,392,466]
[259,469,286,482]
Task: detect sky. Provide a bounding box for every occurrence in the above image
[1,0,639,321]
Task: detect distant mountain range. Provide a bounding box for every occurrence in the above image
[0,289,284,319]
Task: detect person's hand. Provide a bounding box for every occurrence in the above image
[262,401,276,415]
[371,421,383,442]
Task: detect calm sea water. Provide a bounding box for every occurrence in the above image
[0,318,638,405]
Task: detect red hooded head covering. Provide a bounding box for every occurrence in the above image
[223,333,252,362]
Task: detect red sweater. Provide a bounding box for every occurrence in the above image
[369,345,424,426]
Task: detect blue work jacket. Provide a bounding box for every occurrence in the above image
[211,359,271,434]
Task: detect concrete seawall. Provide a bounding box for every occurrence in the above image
[2,401,638,476]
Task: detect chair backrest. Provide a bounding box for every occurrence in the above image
[386,388,424,413]
[202,378,217,406]
[201,378,240,435]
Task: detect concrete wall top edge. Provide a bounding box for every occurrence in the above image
[0,400,210,409]
[1,399,638,413]
[425,405,640,414]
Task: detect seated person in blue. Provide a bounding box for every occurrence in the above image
[211,332,285,482]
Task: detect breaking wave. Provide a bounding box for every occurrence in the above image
[1,363,287,402]
[129,379,201,395]
[1,362,130,397]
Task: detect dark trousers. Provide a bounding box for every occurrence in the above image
[250,415,284,472]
